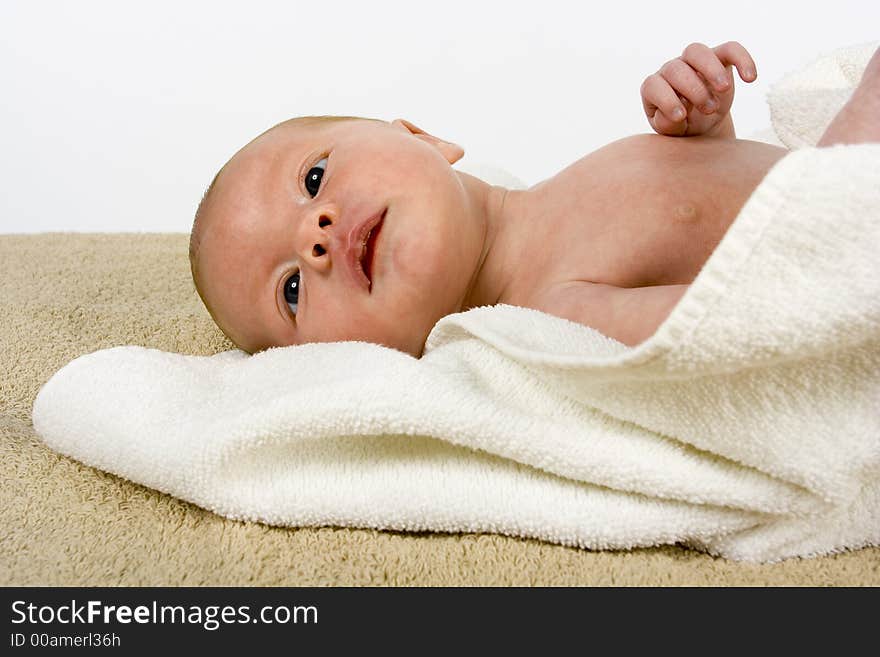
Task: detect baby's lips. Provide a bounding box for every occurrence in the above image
[346,207,386,292]
[362,209,386,286]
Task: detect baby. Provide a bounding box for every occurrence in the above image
[190,41,880,358]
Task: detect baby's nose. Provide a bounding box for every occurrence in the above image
[298,212,334,266]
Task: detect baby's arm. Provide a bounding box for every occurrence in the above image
[641,41,757,139]
[548,282,689,347]
[817,46,880,146]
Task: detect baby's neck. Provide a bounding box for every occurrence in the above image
[455,171,532,312]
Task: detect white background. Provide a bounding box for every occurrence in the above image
[1,0,877,233]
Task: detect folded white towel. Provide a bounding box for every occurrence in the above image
[32,45,880,562]
[768,40,878,148]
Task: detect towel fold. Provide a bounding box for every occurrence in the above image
[768,41,878,148]
[32,44,880,562]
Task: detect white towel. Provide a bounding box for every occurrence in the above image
[32,44,880,562]
[768,41,878,148]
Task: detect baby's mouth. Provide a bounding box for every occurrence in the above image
[359,209,385,286]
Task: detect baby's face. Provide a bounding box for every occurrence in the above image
[195,118,479,357]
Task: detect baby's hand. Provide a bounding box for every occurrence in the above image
[641,41,757,137]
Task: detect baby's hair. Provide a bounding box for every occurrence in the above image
[189,114,384,347]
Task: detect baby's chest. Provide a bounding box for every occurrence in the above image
[535,138,779,288]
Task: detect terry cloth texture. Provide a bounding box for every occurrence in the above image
[31,141,880,564]
[3,43,878,584]
[769,41,879,149]
[6,234,878,584]
[26,42,880,570]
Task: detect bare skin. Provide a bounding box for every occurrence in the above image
[194,42,878,356]
[818,46,880,146]
[512,42,879,346]
[506,134,787,346]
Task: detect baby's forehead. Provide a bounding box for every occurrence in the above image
[203,127,313,235]
[226,122,325,184]
[254,120,332,152]
[206,121,346,232]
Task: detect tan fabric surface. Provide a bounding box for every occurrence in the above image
[2,233,877,586]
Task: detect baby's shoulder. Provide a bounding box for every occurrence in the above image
[549,133,677,186]
[590,133,686,161]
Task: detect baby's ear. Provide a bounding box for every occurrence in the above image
[392,118,464,164]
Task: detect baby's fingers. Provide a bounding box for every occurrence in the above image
[681,42,735,93]
[641,74,687,135]
[652,99,691,136]
[659,58,719,113]
[713,41,757,83]
[681,41,757,94]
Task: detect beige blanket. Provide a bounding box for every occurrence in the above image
[3,234,878,584]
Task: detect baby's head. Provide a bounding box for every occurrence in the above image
[189,115,495,358]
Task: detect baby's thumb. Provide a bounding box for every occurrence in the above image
[652,109,687,136]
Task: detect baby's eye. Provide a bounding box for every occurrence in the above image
[304,157,328,198]
[283,270,300,314]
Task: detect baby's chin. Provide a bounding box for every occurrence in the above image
[368,329,430,359]
[356,312,437,358]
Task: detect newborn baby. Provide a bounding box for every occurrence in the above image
[190,41,880,358]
